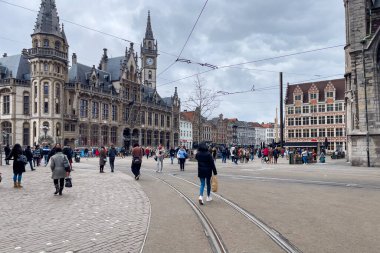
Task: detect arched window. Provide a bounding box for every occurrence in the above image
[110,127,117,145]
[23,123,30,146]
[91,125,99,146]
[55,41,61,51]
[1,121,12,145]
[101,125,109,146]
[148,70,152,79]
[56,123,61,137]
[33,39,38,48]
[79,124,88,146]
[43,39,49,47]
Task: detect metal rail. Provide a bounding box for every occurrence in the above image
[148,174,228,253]
[170,174,302,253]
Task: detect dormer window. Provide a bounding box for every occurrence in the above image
[310,93,317,100]
[326,91,334,98]
[295,95,302,101]
[43,39,49,48]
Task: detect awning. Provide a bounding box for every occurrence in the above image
[284,142,318,148]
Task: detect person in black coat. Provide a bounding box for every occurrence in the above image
[195,143,217,205]
[4,144,11,165]
[24,146,35,171]
[6,143,26,188]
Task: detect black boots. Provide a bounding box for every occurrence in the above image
[59,186,64,195]
[54,184,59,195]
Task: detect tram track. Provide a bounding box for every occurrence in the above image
[169,173,303,253]
[146,173,228,253]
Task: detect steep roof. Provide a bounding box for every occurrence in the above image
[181,111,195,122]
[250,122,264,128]
[145,11,154,40]
[285,78,345,105]
[33,0,66,40]
[0,54,30,80]
[69,63,112,87]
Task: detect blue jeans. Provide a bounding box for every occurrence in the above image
[199,177,211,197]
[222,154,226,163]
[302,156,308,164]
[250,154,254,160]
[28,160,34,170]
[170,156,174,164]
[13,173,22,182]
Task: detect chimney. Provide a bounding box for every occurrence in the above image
[2,53,7,57]
[100,48,108,70]
[72,53,77,64]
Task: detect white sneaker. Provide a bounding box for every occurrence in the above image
[198,196,204,205]
[206,196,213,202]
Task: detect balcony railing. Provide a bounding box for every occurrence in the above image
[27,47,68,61]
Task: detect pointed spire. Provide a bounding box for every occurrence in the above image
[33,0,64,39]
[145,11,154,40]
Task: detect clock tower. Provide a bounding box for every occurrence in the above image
[141,11,158,88]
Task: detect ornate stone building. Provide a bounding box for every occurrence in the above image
[0,0,180,149]
[344,0,380,166]
[285,79,346,152]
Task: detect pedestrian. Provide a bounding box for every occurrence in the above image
[245,148,249,163]
[230,146,238,164]
[221,147,227,163]
[62,145,73,171]
[50,147,70,195]
[195,143,217,205]
[108,144,117,172]
[212,146,217,162]
[6,143,26,188]
[250,147,255,161]
[24,146,35,171]
[155,145,165,173]
[302,149,309,164]
[169,147,176,164]
[4,144,11,165]
[145,147,150,159]
[177,146,188,171]
[273,148,279,164]
[33,145,41,166]
[99,147,107,173]
[131,143,144,180]
[84,147,89,160]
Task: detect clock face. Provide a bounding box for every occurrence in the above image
[146,58,154,65]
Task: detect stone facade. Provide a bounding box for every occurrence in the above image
[344,0,380,166]
[0,0,180,150]
[179,113,193,149]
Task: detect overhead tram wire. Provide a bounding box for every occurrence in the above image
[157,0,209,78]
[0,0,176,58]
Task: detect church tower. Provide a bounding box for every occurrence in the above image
[27,0,68,145]
[344,0,380,166]
[141,11,158,89]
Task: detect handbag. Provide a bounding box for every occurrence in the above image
[65,177,72,188]
[133,157,141,165]
[211,175,218,192]
[17,154,28,164]
[154,156,157,161]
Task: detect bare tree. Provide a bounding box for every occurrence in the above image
[184,75,220,144]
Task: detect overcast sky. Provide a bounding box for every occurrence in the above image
[0,0,345,123]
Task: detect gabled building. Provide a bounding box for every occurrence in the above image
[284,79,346,152]
[0,0,180,149]
[179,112,193,149]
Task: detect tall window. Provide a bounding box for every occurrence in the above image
[148,70,152,79]
[288,130,294,138]
[44,83,49,95]
[295,95,302,101]
[55,102,60,114]
[310,105,317,113]
[3,95,10,114]
[34,102,37,113]
[101,126,108,145]
[124,107,129,123]
[311,129,317,138]
[80,99,88,118]
[287,107,294,114]
[327,128,334,137]
[288,118,294,126]
[44,63,49,72]
[140,111,146,124]
[336,128,344,137]
[161,115,165,127]
[318,104,325,112]
[303,106,309,113]
[295,107,301,114]
[148,112,152,126]
[55,85,60,97]
[43,39,49,47]
[303,129,310,138]
[335,103,343,111]
[319,128,326,137]
[311,117,317,125]
[154,113,159,126]
[133,88,137,101]
[327,116,334,124]
[111,127,117,144]
[92,102,99,119]
[319,116,325,124]
[335,115,343,124]
[112,105,118,121]
[23,95,30,115]
[55,41,61,50]
[44,102,49,114]
[295,129,301,138]
[303,117,309,126]
[167,116,170,128]
[102,104,109,120]
[34,85,38,98]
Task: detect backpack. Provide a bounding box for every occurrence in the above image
[17,154,28,164]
